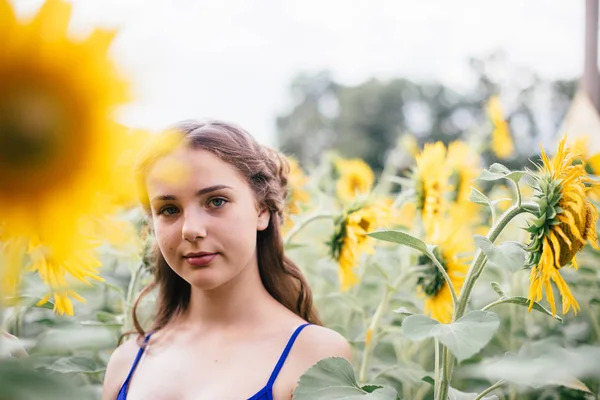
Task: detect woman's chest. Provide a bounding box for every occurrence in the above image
[125,342,294,400]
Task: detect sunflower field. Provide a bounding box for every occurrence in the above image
[2,1,600,400]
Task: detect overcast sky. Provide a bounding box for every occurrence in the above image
[14,0,587,145]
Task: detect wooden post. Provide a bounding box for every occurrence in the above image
[583,0,600,113]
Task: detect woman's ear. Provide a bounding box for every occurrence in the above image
[257,207,270,231]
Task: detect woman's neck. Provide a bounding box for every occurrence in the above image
[176,260,280,331]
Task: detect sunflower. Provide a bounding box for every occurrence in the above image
[282,157,310,233]
[486,96,514,159]
[570,136,600,200]
[413,142,450,234]
[334,158,375,203]
[0,0,130,312]
[416,212,471,323]
[525,136,599,316]
[27,229,104,316]
[0,236,27,301]
[329,202,388,291]
[446,141,481,222]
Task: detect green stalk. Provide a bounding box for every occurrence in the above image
[436,202,536,400]
[358,269,412,384]
[474,379,506,400]
[284,211,335,245]
[358,285,391,384]
[123,262,144,333]
[433,338,441,398]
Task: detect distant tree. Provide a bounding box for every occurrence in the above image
[276,52,577,174]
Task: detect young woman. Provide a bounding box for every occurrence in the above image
[102,120,352,400]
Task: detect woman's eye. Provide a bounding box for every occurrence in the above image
[159,206,179,216]
[209,198,227,208]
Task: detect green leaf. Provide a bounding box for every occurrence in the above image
[402,311,500,362]
[31,326,116,355]
[496,296,563,322]
[285,243,308,251]
[393,307,414,316]
[362,385,384,393]
[0,359,90,400]
[478,163,526,184]
[490,282,505,297]
[372,361,428,385]
[44,357,105,375]
[461,344,600,390]
[552,378,592,393]
[368,230,430,255]
[469,187,493,207]
[474,235,526,272]
[292,357,399,399]
[421,375,435,386]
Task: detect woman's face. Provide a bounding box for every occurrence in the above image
[145,146,270,290]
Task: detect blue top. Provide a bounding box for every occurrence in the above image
[116,323,311,400]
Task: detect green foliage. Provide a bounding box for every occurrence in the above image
[292,357,400,400]
[473,235,526,272]
[401,311,500,362]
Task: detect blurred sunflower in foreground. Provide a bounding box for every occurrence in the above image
[329,202,388,291]
[416,211,471,323]
[0,0,140,314]
[525,136,599,316]
[334,158,375,203]
[486,96,514,159]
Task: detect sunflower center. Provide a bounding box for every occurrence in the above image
[553,201,591,267]
[349,175,363,194]
[415,177,425,211]
[0,76,89,196]
[0,85,69,168]
[416,248,447,297]
[358,217,371,231]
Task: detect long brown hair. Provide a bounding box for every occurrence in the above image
[131,120,321,338]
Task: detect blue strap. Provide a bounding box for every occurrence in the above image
[266,323,311,387]
[118,332,153,396]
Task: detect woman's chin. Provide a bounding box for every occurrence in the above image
[185,269,231,291]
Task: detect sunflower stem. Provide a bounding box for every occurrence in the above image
[513,180,522,208]
[358,269,411,384]
[437,202,537,400]
[436,346,452,400]
[358,285,391,384]
[124,262,144,333]
[433,337,441,398]
[456,202,536,320]
[284,211,335,245]
[481,297,511,311]
[474,379,506,400]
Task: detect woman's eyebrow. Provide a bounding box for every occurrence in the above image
[150,185,233,203]
[196,184,233,196]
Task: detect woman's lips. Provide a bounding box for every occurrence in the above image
[184,253,218,267]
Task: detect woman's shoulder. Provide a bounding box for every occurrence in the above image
[294,324,353,364]
[101,335,144,400]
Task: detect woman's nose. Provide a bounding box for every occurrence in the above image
[181,209,208,242]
